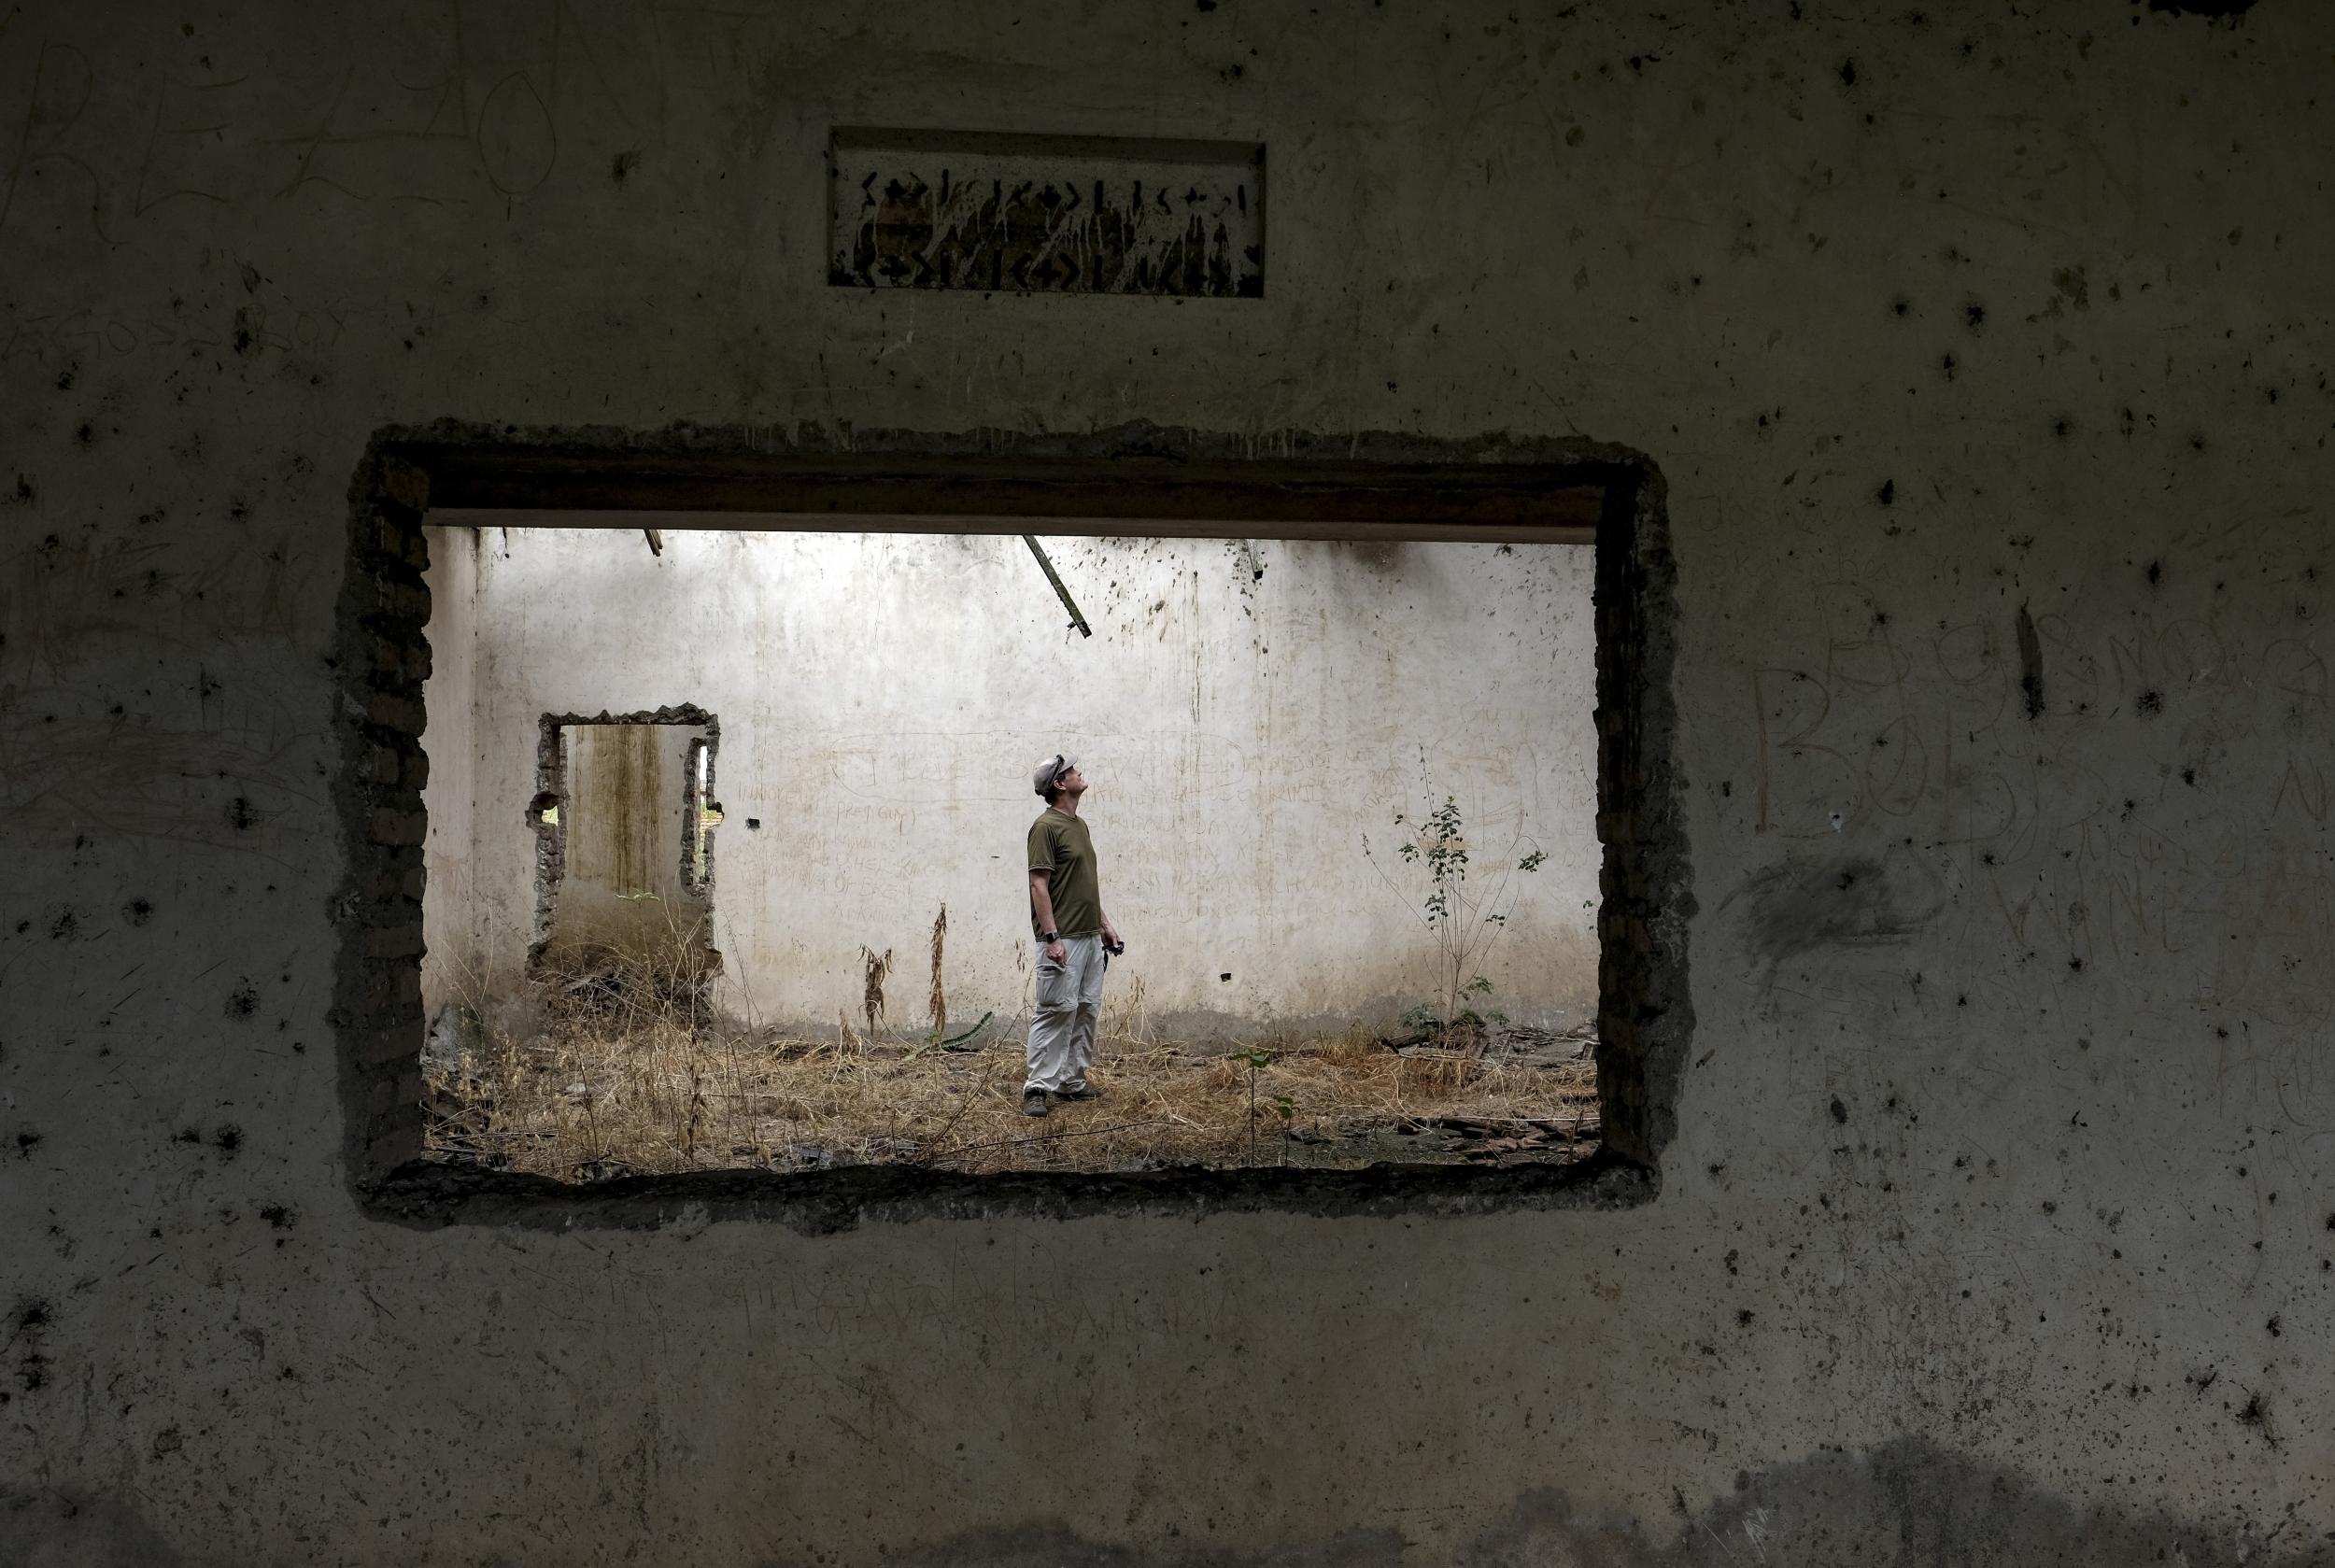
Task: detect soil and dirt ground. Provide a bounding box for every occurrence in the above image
[424,950,1601,1180]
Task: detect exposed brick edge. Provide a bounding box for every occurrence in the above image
[330,452,434,1178]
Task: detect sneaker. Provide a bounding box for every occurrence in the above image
[1021,1088,1052,1117]
[1052,1082,1106,1102]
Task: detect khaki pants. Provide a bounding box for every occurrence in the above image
[1026,934,1105,1093]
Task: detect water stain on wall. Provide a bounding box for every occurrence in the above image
[2,1438,2313,1565]
[1723,854,1946,988]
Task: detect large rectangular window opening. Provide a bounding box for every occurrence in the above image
[340,434,1689,1221]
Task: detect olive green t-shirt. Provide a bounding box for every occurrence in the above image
[1027,808,1101,939]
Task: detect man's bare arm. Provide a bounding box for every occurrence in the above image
[1029,870,1066,961]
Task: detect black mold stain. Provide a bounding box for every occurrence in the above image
[225,983,258,1019]
[14,1130,41,1158]
[48,909,77,939]
[259,1203,295,1229]
[1876,478,1895,506]
[213,1123,243,1158]
[1829,1096,1848,1123]
[2015,602,2045,718]
[2137,689,2164,716]
[227,796,258,830]
[612,148,642,183]
[2148,0,2258,17]
[10,1296,52,1393]
[123,898,153,925]
[1963,302,1987,331]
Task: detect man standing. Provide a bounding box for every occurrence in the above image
[1024,754,1121,1117]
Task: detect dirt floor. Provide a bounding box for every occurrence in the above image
[424,1002,1602,1180]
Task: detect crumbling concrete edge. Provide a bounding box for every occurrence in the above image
[372,413,1653,472]
[1597,461,1696,1167]
[365,1146,1655,1236]
[330,419,1689,1231]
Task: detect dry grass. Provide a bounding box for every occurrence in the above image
[426,937,1600,1180]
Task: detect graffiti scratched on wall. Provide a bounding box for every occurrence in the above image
[828,129,1264,297]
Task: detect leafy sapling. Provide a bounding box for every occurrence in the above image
[1364,784,1546,1050]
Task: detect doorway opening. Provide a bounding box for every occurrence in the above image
[526,708,721,978]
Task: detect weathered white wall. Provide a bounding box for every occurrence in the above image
[4,1,2334,1563]
[420,525,1600,1038]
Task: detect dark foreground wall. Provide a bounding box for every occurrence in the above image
[3,2,2331,1562]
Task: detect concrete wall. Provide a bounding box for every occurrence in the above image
[4,2,2333,1563]
[418,525,1601,1038]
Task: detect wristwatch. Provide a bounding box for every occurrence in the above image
[1041,931,1059,942]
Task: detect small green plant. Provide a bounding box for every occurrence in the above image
[1363,776,1545,1046]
